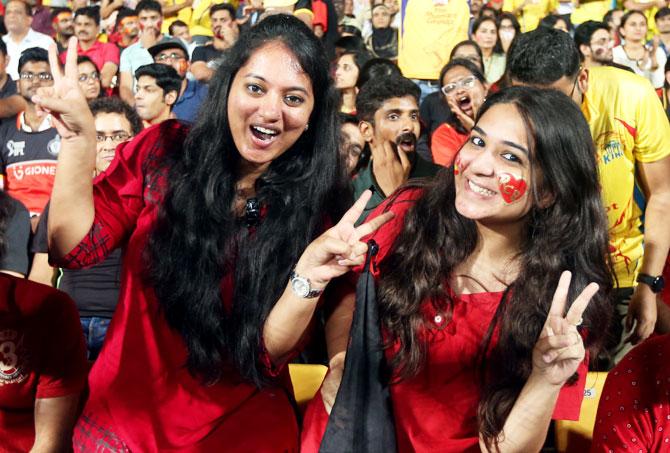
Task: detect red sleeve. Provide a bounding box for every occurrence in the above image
[103,42,120,65]
[52,121,189,269]
[35,290,87,399]
[431,124,468,167]
[552,357,588,420]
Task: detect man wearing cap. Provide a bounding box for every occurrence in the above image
[149,36,208,123]
[190,3,238,82]
[60,7,120,90]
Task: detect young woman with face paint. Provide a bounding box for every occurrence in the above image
[37,15,392,452]
[301,86,613,453]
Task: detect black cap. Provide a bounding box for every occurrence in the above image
[148,36,189,59]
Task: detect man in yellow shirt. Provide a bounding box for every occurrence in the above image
[502,0,554,32]
[398,0,470,99]
[507,28,670,367]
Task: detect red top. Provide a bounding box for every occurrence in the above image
[302,188,586,452]
[59,40,120,71]
[431,123,468,167]
[56,121,299,452]
[0,274,87,452]
[591,334,670,452]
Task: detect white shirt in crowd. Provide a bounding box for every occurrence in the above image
[2,28,56,81]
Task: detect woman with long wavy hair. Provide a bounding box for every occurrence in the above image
[303,86,613,452]
[39,15,390,452]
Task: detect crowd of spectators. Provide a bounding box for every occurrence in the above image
[0,0,668,450]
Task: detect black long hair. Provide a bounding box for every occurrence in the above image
[375,87,612,448]
[144,15,350,386]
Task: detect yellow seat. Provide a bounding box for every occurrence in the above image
[289,363,328,408]
[555,371,608,453]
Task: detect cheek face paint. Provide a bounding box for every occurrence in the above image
[454,154,466,175]
[498,172,528,204]
[178,60,189,74]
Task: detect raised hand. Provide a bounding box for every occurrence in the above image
[371,140,411,197]
[531,271,599,386]
[33,37,95,142]
[293,190,394,288]
[446,97,475,131]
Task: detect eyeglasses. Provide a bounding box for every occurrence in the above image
[155,52,186,63]
[78,72,100,83]
[441,76,477,95]
[96,133,131,143]
[19,72,53,83]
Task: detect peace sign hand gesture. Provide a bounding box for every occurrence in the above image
[531,271,599,386]
[33,38,95,143]
[293,190,394,289]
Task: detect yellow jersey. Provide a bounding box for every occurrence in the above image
[583,66,670,287]
[502,0,554,32]
[398,0,470,80]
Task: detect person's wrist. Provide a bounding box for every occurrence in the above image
[293,261,328,290]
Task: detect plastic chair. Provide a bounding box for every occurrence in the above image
[289,363,328,408]
[555,371,608,453]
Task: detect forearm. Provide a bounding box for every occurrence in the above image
[100,63,118,89]
[482,373,561,453]
[639,193,670,276]
[119,73,135,106]
[262,281,320,364]
[623,0,651,9]
[162,0,192,15]
[0,95,27,118]
[48,134,97,259]
[100,0,122,18]
[190,62,214,82]
[31,395,80,453]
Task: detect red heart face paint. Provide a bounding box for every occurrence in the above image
[498,173,527,204]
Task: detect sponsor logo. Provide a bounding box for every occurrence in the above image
[0,330,27,385]
[6,140,25,157]
[10,163,57,181]
[47,135,61,157]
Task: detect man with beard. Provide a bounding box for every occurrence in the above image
[149,36,207,123]
[50,7,74,53]
[574,21,614,68]
[119,0,163,105]
[190,3,238,82]
[60,7,120,91]
[353,75,441,224]
[112,8,140,51]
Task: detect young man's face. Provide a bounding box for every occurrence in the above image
[18,61,53,103]
[363,95,420,154]
[138,9,162,36]
[153,46,189,79]
[74,14,98,43]
[586,28,613,65]
[119,15,139,39]
[95,112,134,173]
[134,75,173,123]
[211,9,234,39]
[657,14,670,34]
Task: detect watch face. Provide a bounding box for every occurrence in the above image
[292,277,310,298]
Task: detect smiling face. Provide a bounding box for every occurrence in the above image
[442,65,487,119]
[454,102,534,224]
[227,41,314,172]
[334,53,359,90]
[474,20,498,51]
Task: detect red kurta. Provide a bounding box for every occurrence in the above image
[56,121,299,452]
[302,188,586,452]
[591,334,670,452]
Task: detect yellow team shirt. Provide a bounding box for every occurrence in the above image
[502,0,554,32]
[583,66,670,288]
[398,0,470,80]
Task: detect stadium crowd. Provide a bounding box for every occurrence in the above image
[0,0,669,450]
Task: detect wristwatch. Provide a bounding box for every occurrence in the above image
[636,273,665,293]
[289,269,324,299]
